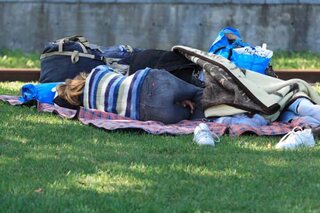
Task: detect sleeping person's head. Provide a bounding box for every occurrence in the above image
[56,72,88,106]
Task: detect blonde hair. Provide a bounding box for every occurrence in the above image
[56,72,88,106]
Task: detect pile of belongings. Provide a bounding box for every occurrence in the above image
[208,27,273,75]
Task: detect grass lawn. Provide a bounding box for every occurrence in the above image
[1,82,320,212]
[1,49,320,70]
[1,50,320,212]
[272,51,320,70]
[0,49,40,69]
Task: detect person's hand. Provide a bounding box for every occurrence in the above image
[181,100,195,114]
[311,126,320,137]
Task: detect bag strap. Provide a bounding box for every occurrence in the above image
[56,35,89,45]
[40,51,106,64]
[56,35,89,54]
[213,40,248,60]
[213,46,233,60]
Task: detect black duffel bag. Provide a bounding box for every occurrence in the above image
[39,36,106,83]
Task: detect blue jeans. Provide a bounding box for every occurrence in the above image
[279,98,320,126]
[139,69,204,124]
[210,113,269,127]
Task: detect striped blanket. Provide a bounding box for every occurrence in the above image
[0,95,310,136]
[83,65,150,120]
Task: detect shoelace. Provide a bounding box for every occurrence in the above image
[211,130,221,143]
[279,126,304,144]
[194,123,221,143]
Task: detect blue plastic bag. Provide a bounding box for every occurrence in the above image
[208,27,247,59]
[232,45,273,74]
[209,27,272,74]
[19,82,63,104]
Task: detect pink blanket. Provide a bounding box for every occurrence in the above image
[0,95,308,136]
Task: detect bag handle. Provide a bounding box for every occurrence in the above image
[56,35,89,54]
[40,51,106,64]
[213,46,233,60]
[213,40,248,60]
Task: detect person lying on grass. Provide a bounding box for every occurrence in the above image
[54,63,320,149]
[55,65,204,124]
[54,63,320,127]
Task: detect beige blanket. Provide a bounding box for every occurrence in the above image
[172,45,320,121]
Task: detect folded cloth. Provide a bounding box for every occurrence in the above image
[19,82,63,104]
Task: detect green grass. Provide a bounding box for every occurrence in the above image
[1,50,320,212]
[0,49,40,68]
[1,82,320,212]
[1,49,320,70]
[272,51,320,70]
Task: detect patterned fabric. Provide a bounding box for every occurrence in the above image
[172,45,320,121]
[78,107,227,136]
[0,95,311,136]
[83,65,150,120]
[0,95,23,105]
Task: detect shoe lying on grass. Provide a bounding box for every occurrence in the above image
[193,123,220,146]
[275,126,315,150]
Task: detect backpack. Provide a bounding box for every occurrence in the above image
[39,35,107,83]
[40,36,140,83]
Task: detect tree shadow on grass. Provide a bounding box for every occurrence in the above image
[2,105,320,212]
[2,138,320,212]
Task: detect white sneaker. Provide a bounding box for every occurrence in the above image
[193,123,220,146]
[275,126,315,150]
